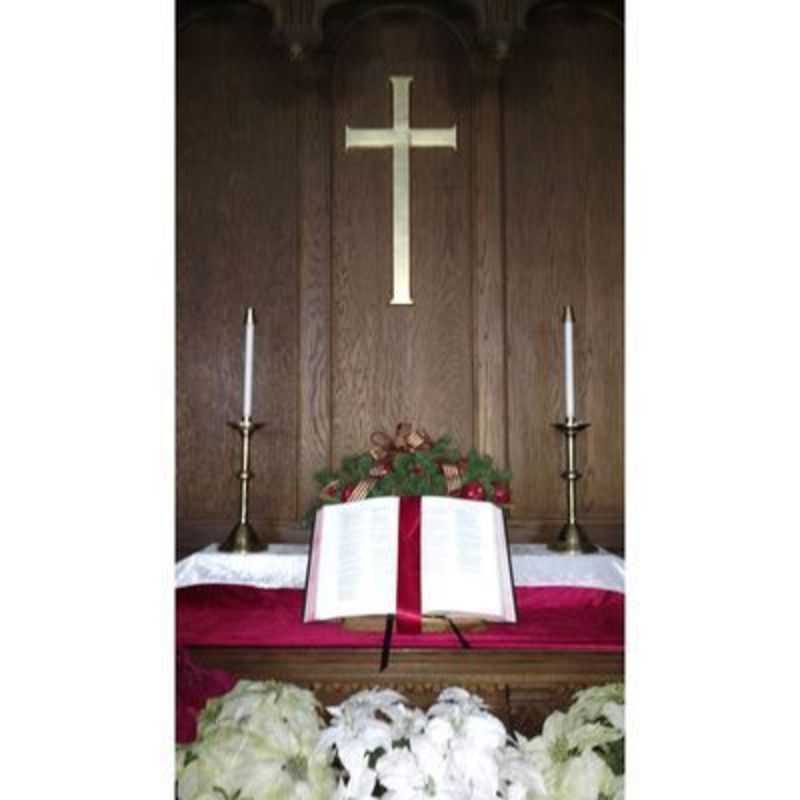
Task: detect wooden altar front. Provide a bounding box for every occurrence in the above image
[187,646,623,736]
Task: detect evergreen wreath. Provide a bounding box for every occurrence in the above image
[308,423,512,521]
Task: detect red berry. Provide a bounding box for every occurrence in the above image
[460,481,485,501]
[341,484,355,502]
[493,483,511,505]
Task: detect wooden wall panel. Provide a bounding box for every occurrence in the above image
[176,2,624,555]
[297,56,333,516]
[504,9,624,529]
[473,59,507,466]
[331,11,474,462]
[177,7,299,528]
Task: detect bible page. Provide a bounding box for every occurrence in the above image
[421,496,510,620]
[494,522,517,623]
[307,497,399,621]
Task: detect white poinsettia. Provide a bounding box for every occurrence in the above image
[428,687,491,726]
[447,738,502,797]
[329,687,408,723]
[376,737,464,800]
[567,684,624,728]
[199,680,322,745]
[320,718,390,780]
[332,752,378,800]
[600,702,624,735]
[175,747,219,800]
[374,746,426,798]
[520,711,620,770]
[381,698,428,741]
[496,742,548,799]
[604,772,624,800]
[176,680,335,800]
[500,732,617,800]
[427,686,508,796]
[177,680,624,800]
[322,689,407,747]
[515,711,574,776]
[555,748,616,800]
[318,688,408,781]
[499,683,625,800]
[566,722,623,754]
[425,687,509,798]
[460,710,508,752]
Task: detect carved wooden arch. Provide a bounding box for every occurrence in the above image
[178,1,622,58]
[311,0,623,57]
[321,1,480,64]
[223,0,522,59]
[271,0,486,59]
[316,0,482,29]
[310,0,524,60]
[523,0,624,28]
[177,0,275,32]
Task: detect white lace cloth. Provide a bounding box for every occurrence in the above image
[176,543,624,594]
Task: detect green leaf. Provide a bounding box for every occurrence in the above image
[599,737,625,776]
[367,746,387,769]
[313,467,338,487]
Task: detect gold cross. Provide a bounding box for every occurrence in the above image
[346,76,458,305]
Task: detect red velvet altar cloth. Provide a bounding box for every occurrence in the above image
[176,648,236,743]
[177,585,623,652]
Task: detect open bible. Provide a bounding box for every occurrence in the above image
[303,496,517,625]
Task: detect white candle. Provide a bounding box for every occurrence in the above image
[563,305,576,420]
[242,307,255,419]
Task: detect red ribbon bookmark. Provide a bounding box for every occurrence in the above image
[396,496,423,634]
[379,496,469,671]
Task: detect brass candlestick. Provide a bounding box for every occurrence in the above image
[549,418,598,554]
[219,417,267,553]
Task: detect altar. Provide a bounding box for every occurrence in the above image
[175,0,626,782]
[176,544,624,739]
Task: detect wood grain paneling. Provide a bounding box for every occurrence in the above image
[504,8,623,525]
[177,6,299,528]
[297,54,333,516]
[176,2,624,555]
[331,11,474,461]
[473,56,507,466]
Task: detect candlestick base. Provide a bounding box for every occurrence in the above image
[219,520,267,554]
[548,522,598,554]
[549,418,598,555]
